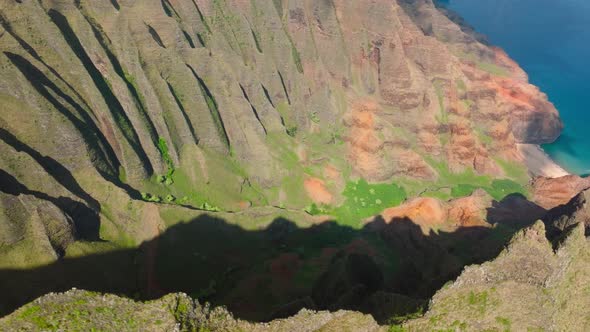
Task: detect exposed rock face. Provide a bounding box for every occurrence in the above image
[377,197,448,229]
[404,221,590,331]
[0,289,385,332]
[533,175,590,210]
[543,188,590,238]
[446,189,490,227]
[373,190,492,230]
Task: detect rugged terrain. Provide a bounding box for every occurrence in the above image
[1,189,589,331]
[1,0,589,329]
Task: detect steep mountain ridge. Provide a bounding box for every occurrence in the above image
[1,210,588,331]
[0,0,586,328]
[1,0,563,257]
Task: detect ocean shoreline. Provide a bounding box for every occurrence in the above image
[517,143,570,178]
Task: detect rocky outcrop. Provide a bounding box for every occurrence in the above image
[2,217,588,331]
[403,220,590,331]
[533,175,590,210]
[542,188,590,239]
[372,190,492,230]
[0,192,76,268]
[0,289,384,332]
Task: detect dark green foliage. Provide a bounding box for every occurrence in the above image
[451,184,478,198]
[157,138,174,176]
[291,44,304,74]
[304,203,329,215]
[141,192,162,203]
[286,126,298,137]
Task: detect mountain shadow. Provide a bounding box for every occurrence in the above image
[0,190,562,323]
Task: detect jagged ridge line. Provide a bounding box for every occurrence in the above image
[75,2,167,168]
[190,0,211,33]
[164,80,199,145]
[186,64,231,150]
[0,13,122,177]
[45,8,154,175]
[3,52,125,186]
[239,84,267,135]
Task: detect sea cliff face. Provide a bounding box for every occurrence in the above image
[0,0,582,327]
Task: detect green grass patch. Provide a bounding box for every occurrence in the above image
[486,179,527,200]
[331,179,407,228]
[455,50,510,77]
[467,290,491,313]
[476,61,510,76]
[421,188,453,201]
[155,137,175,185]
[65,241,121,258]
[398,158,528,202]
[496,316,512,332]
[451,184,478,198]
[276,101,299,137]
[495,158,530,183]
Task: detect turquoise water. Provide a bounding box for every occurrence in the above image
[438,0,590,175]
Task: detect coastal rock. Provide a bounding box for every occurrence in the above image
[532,175,590,210]
[542,188,590,238]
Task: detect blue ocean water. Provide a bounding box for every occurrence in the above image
[437,0,590,176]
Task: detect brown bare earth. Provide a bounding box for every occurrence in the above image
[304,177,333,205]
[376,197,447,229]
